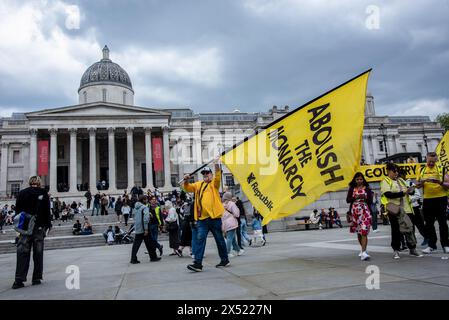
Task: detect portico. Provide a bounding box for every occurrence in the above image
[25,102,172,196]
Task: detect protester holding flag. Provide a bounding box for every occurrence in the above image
[183,158,229,272]
[416,152,449,254]
[346,172,372,261]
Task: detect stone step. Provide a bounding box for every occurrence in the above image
[0,231,170,254]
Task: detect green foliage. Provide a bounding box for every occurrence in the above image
[435,113,449,132]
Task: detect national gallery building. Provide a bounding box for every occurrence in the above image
[0,46,444,199]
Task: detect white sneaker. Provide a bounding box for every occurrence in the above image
[372,229,379,233]
[444,247,449,254]
[422,247,434,254]
[237,249,245,256]
[360,251,370,261]
[358,251,362,257]
[393,251,400,259]
[228,253,235,258]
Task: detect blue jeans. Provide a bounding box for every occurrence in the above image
[225,229,240,254]
[92,203,100,216]
[149,224,162,249]
[195,218,228,266]
[240,218,251,245]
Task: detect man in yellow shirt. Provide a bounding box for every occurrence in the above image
[183,158,229,272]
[416,152,449,254]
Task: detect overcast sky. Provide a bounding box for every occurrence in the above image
[1,0,448,119]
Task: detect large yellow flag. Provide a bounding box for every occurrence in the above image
[436,130,449,174]
[221,70,371,225]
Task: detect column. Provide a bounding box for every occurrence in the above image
[0,142,8,197]
[144,127,154,190]
[126,127,135,190]
[162,126,172,189]
[49,128,58,194]
[89,128,97,193]
[29,129,37,176]
[69,128,77,193]
[108,127,116,191]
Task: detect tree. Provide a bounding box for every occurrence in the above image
[435,113,449,132]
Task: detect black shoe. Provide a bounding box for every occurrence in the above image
[216,260,230,268]
[12,281,24,289]
[187,263,203,272]
[159,245,163,256]
[248,239,252,246]
[32,280,41,285]
[130,260,140,264]
[150,257,161,262]
[176,249,183,257]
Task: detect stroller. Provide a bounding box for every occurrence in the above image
[116,224,134,244]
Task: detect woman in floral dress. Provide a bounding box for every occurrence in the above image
[346,172,373,261]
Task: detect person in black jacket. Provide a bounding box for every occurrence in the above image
[12,176,52,289]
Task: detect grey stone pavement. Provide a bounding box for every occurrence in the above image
[0,225,448,300]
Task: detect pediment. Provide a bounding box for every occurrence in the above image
[26,103,171,118]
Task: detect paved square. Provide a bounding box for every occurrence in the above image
[1,225,448,300]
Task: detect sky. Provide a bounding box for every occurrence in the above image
[0,0,448,119]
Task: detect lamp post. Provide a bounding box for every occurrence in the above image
[379,124,389,159]
[423,133,429,154]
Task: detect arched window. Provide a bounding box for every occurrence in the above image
[102,88,107,102]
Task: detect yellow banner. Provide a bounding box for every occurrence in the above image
[436,130,449,174]
[221,70,371,225]
[359,163,425,182]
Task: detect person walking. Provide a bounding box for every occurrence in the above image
[182,158,229,272]
[222,192,244,257]
[236,198,251,246]
[381,163,422,259]
[92,193,101,216]
[148,195,164,256]
[121,201,131,226]
[407,179,427,246]
[12,176,52,289]
[346,172,372,261]
[130,195,160,264]
[115,196,123,224]
[100,194,108,216]
[179,199,194,257]
[416,152,449,254]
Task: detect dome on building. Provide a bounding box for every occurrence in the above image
[78,46,133,93]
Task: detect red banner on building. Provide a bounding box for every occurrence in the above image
[152,137,163,172]
[38,140,49,176]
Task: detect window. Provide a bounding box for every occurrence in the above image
[123,91,127,104]
[83,91,87,103]
[189,145,193,158]
[102,88,107,102]
[58,145,65,159]
[378,140,384,152]
[225,175,235,186]
[11,183,20,197]
[401,144,407,152]
[12,150,20,164]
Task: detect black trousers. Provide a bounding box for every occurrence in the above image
[101,204,108,215]
[236,218,243,249]
[86,200,91,210]
[131,233,157,261]
[388,213,416,251]
[423,197,449,249]
[15,229,45,283]
[411,206,427,239]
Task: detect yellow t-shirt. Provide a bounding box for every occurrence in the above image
[418,166,447,199]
